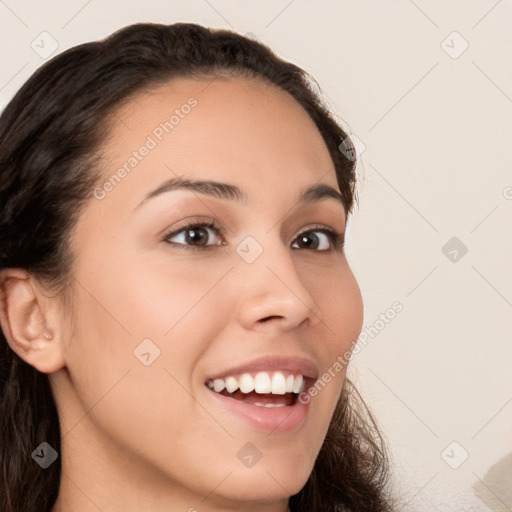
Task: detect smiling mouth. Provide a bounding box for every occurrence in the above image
[205,371,306,408]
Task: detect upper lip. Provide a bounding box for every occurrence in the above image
[206,355,319,381]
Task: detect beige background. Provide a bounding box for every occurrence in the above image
[1,1,511,510]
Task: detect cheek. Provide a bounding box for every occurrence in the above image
[306,259,364,349]
[305,262,363,413]
[122,258,236,362]
[64,253,232,412]
[72,246,229,342]
[288,260,363,430]
[329,276,363,346]
[61,269,229,480]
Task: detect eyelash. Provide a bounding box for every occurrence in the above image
[162,219,345,253]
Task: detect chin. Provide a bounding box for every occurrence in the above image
[217,454,313,503]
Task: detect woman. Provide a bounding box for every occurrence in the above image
[0,22,394,511]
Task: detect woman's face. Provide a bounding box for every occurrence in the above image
[52,76,363,510]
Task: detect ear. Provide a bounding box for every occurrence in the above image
[0,268,66,373]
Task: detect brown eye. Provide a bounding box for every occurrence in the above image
[164,221,225,250]
[181,227,211,246]
[292,229,341,251]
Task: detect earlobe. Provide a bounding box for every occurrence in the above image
[0,268,66,374]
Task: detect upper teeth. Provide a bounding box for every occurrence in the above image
[206,372,304,395]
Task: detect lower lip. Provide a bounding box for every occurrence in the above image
[206,388,311,432]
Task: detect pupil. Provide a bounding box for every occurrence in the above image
[300,232,318,249]
[186,228,208,245]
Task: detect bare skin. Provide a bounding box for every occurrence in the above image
[0,76,363,511]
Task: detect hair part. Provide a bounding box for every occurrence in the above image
[0,22,392,511]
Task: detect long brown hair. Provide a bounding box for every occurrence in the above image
[0,22,394,511]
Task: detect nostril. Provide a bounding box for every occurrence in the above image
[260,316,281,323]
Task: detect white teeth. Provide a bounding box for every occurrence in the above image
[292,374,304,394]
[213,379,225,393]
[254,372,272,394]
[271,373,287,395]
[285,374,294,393]
[225,376,239,393]
[206,371,306,396]
[239,373,255,394]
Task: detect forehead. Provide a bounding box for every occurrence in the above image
[108,76,332,166]
[93,76,339,215]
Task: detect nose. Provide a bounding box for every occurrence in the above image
[233,240,323,332]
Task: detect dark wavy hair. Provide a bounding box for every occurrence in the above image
[0,22,394,511]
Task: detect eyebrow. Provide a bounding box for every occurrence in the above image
[134,177,346,211]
